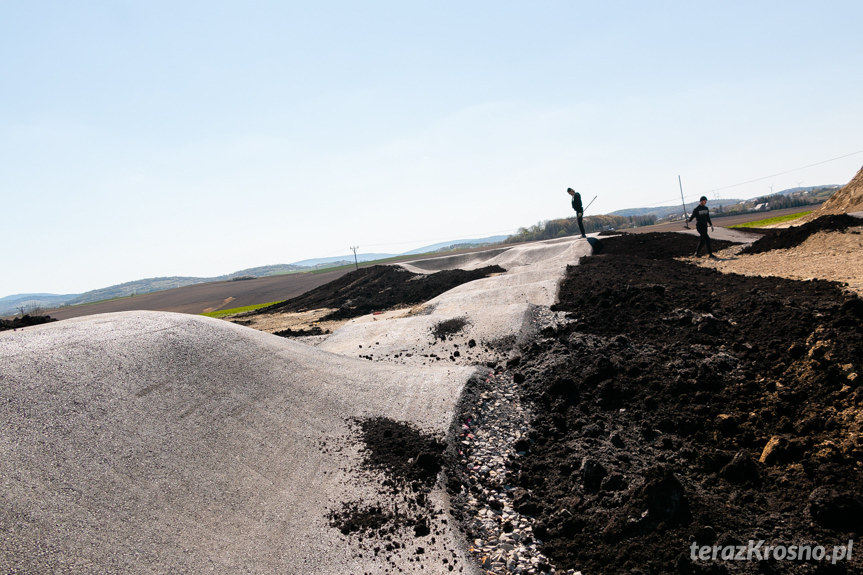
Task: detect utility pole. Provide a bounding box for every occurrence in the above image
[679,175,690,229]
[350,246,359,270]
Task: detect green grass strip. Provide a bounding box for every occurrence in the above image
[729,211,812,229]
[201,301,283,318]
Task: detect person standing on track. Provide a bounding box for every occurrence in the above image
[567,188,587,238]
[689,196,716,258]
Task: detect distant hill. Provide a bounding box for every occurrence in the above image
[1,235,511,316]
[0,293,80,316]
[64,277,215,307]
[402,235,509,255]
[226,263,305,277]
[289,254,396,267]
[611,186,840,221]
[288,235,509,266]
[610,199,743,220]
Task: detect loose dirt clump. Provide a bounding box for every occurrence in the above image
[327,417,467,572]
[272,326,328,337]
[507,231,863,574]
[431,317,471,341]
[251,265,505,322]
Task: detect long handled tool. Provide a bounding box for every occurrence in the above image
[679,175,690,229]
[583,195,597,214]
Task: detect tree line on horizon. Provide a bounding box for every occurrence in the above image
[503,214,656,244]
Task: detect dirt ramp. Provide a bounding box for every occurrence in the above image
[0,311,477,574]
[804,163,863,220]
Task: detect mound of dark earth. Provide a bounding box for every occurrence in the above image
[741,214,862,255]
[0,314,57,331]
[592,231,735,259]
[253,264,505,321]
[327,417,466,572]
[504,230,863,573]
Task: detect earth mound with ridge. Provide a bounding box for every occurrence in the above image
[252,264,506,321]
[495,227,863,574]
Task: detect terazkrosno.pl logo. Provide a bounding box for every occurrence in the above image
[690,540,854,564]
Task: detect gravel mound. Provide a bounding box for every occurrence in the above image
[0,311,476,574]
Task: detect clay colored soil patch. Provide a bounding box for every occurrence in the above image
[227,308,343,335]
[695,225,863,296]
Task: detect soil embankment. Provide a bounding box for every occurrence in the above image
[482,224,862,573]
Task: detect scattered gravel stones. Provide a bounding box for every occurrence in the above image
[447,306,581,575]
[451,369,574,575]
[328,303,579,574]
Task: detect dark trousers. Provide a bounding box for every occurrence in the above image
[695,226,712,255]
[576,212,586,237]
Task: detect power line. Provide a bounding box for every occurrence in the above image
[638,149,863,208]
[706,149,863,193]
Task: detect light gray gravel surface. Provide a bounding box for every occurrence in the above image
[0,312,475,574]
[1,235,595,575]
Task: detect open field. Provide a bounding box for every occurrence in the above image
[42,268,352,320]
[729,211,813,228]
[622,204,819,234]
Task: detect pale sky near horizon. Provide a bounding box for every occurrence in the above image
[3,1,862,297]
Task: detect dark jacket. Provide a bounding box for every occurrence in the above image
[571,192,583,212]
[689,204,712,228]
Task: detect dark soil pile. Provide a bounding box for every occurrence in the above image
[741,214,862,255]
[273,326,328,337]
[592,231,734,259]
[328,417,467,572]
[0,314,58,332]
[508,231,863,573]
[253,264,505,321]
[431,317,471,341]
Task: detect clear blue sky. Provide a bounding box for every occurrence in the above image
[3,1,862,297]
